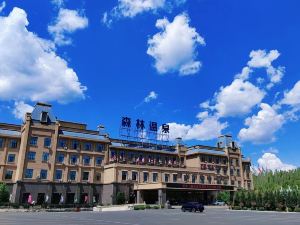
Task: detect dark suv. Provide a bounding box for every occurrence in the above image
[181,202,204,212]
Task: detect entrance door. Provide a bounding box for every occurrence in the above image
[21,193,30,204]
[66,193,75,204]
[37,193,45,205]
[52,193,61,204]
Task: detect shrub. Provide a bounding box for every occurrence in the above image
[294,207,300,212]
[258,207,265,211]
[134,205,145,210]
[217,191,230,204]
[288,207,294,212]
[145,205,151,209]
[152,205,160,209]
[116,192,125,205]
[0,183,9,203]
[233,206,241,210]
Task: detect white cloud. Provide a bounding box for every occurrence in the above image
[13,101,34,120]
[0,1,5,13]
[258,153,296,171]
[235,66,252,80]
[102,0,186,26]
[281,81,300,107]
[51,0,64,8]
[48,8,88,46]
[247,49,280,68]
[0,7,86,103]
[214,79,265,117]
[144,91,158,102]
[238,103,285,144]
[147,13,205,75]
[247,49,284,88]
[166,116,227,141]
[113,0,165,18]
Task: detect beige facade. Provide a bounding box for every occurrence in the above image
[0,103,253,205]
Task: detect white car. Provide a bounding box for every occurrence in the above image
[212,200,225,206]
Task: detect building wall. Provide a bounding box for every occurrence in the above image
[0,102,253,205]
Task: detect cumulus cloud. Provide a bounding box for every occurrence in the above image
[281,81,300,107]
[13,101,34,120]
[144,91,158,102]
[51,0,64,8]
[48,8,88,46]
[258,153,296,171]
[147,13,205,75]
[166,116,227,141]
[214,79,265,117]
[0,1,5,13]
[0,7,86,103]
[238,103,285,143]
[247,49,284,89]
[102,0,186,26]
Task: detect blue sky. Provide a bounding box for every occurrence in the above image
[0,0,300,170]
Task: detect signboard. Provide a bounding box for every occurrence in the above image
[166,183,234,191]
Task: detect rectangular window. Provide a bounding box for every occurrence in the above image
[132,171,138,181]
[40,111,48,123]
[9,139,18,149]
[25,169,33,179]
[27,151,36,161]
[183,174,189,182]
[200,175,205,184]
[96,173,101,181]
[57,154,64,163]
[40,169,48,180]
[96,143,104,152]
[192,175,196,183]
[70,155,78,165]
[237,169,240,177]
[5,170,13,180]
[84,143,92,151]
[0,138,3,148]
[7,154,15,163]
[164,174,169,182]
[42,152,49,162]
[29,137,38,146]
[230,169,234,176]
[44,137,51,148]
[55,170,62,180]
[82,171,89,181]
[83,155,91,165]
[69,171,76,181]
[153,173,158,182]
[58,139,67,148]
[143,172,149,183]
[95,157,102,166]
[173,174,177,182]
[121,171,128,181]
[71,140,79,150]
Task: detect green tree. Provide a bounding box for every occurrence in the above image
[217,191,230,204]
[0,183,9,203]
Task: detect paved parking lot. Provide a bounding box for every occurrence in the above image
[0,207,300,225]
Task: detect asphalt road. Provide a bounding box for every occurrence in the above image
[0,208,300,225]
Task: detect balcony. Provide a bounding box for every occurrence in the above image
[109,157,185,168]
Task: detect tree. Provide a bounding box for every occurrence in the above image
[0,183,9,203]
[217,191,230,204]
[116,192,125,205]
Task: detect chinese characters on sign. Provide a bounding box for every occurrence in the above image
[119,117,169,142]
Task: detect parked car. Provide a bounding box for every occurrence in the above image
[212,200,225,206]
[181,202,204,212]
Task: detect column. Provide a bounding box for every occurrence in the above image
[136,190,143,204]
[158,189,166,205]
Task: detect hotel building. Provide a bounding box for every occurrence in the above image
[0,103,253,205]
